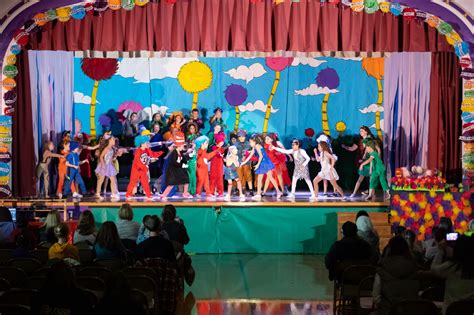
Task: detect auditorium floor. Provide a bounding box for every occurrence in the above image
[179,254,333,315]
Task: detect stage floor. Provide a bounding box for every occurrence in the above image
[0,192,388,208]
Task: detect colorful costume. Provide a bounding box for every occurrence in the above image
[236,139,253,185]
[369,151,389,191]
[57,149,75,196]
[209,133,226,196]
[264,143,291,186]
[165,149,189,186]
[186,135,197,195]
[95,149,117,177]
[224,163,239,180]
[126,136,163,198]
[358,137,374,177]
[195,136,218,196]
[254,147,274,175]
[64,142,86,196]
[317,151,339,180]
[36,153,52,196]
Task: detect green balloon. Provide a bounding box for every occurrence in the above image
[3,65,18,78]
[437,22,453,35]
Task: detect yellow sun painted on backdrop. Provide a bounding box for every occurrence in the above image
[177,61,213,94]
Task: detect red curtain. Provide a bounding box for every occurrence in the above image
[427,52,462,182]
[29,1,452,53]
[12,53,37,197]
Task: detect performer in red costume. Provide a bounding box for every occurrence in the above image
[263,133,290,194]
[209,132,226,197]
[195,135,218,198]
[125,135,163,200]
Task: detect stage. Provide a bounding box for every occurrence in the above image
[1,193,389,255]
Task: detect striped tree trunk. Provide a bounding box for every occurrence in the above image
[191,92,199,111]
[89,80,100,140]
[321,93,331,136]
[263,71,281,134]
[234,106,240,132]
[375,79,383,140]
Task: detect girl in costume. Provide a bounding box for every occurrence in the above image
[263,133,290,195]
[270,139,316,200]
[168,112,186,132]
[359,140,390,200]
[36,141,64,197]
[186,122,199,139]
[236,130,254,195]
[224,145,245,201]
[209,132,226,197]
[160,132,193,200]
[186,135,198,196]
[315,134,336,197]
[95,137,119,200]
[195,136,219,198]
[125,135,163,200]
[151,112,167,133]
[242,134,282,201]
[313,141,346,199]
[57,141,75,199]
[207,124,223,148]
[209,107,224,128]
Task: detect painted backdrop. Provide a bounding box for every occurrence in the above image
[73,57,384,143]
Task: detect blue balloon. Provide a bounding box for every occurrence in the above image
[0,163,10,176]
[10,45,21,55]
[71,5,86,20]
[455,41,470,57]
[390,3,402,16]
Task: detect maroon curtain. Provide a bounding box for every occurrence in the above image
[29,1,452,53]
[12,53,36,197]
[427,52,462,182]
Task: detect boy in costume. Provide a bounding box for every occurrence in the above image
[195,135,219,198]
[235,130,254,195]
[186,134,198,196]
[63,141,88,199]
[209,132,226,197]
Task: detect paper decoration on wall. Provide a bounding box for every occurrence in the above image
[56,7,71,22]
[352,0,364,12]
[71,5,86,19]
[46,9,57,21]
[437,21,453,35]
[390,2,402,16]
[33,13,48,26]
[6,55,17,65]
[3,91,16,107]
[165,0,177,3]
[415,10,427,23]
[455,42,470,57]
[177,61,213,111]
[446,31,462,46]
[3,108,14,116]
[3,65,18,78]
[0,163,10,177]
[224,84,248,132]
[121,0,135,10]
[379,2,390,13]
[460,56,472,69]
[108,0,121,10]
[13,29,28,46]
[0,185,12,198]
[2,78,16,91]
[10,45,21,55]
[0,153,11,163]
[402,7,416,21]
[364,0,378,14]
[94,1,108,13]
[24,19,39,35]
[461,68,474,80]
[135,0,149,6]
[427,15,440,28]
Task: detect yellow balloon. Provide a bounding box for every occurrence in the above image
[5,55,16,65]
[135,0,149,6]
[379,2,390,13]
[56,7,71,22]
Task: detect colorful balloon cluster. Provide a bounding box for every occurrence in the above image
[390,192,474,240]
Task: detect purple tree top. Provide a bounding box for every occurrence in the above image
[224,84,248,107]
[316,68,340,90]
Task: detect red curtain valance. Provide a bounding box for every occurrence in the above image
[28,1,452,53]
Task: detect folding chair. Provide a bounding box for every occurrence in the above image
[0,289,38,308]
[76,276,106,300]
[446,299,474,315]
[125,275,156,311]
[7,258,42,275]
[130,289,149,315]
[76,266,113,285]
[94,258,126,272]
[29,249,49,264]
[357,275,375,315]
[0,267,27,287]
[336,265,376,315]
[390,300,438,315]
[0,304,30,315]
[24,276,46,290]
[78,248,95,264]
[122,267,157,280]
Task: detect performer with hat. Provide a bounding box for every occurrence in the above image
[160,132,193,200]
[125,135,164,200]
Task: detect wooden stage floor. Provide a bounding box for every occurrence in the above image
[0,192,389,208]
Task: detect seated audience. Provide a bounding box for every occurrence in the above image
[355,211,380,255]
[116,203,140,241]
[325,221,375,281]
[73,210,97,246]
[11,233,33,258]
[425,227,447,263]
[431,235,474,313]
[392,225,406,236]
[161,204,190,246]
[401,229,424,266]
[9,217,38,249]
[48,223,80,263]
[137,215,151,244]
[373,236,420,314]
[39,210,60,245]
[94,221,126,260]
[0,206,15,244]
[439,217,454,233]
[31,261,92,315]
[136,215,176,262]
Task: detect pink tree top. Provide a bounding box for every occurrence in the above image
[265,57,294,72]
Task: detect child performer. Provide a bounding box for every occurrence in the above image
[359,140,390,200]
[224,145,245,201]
[242,134,282,201]
[195,136,219,198]
[186,135,198,196]
[57,141,75,199]
[168,112,186,132]
[160,132,193,200]
[236,130,253,195]
[36,141,64,197]
[63,142,89,199]
[209,107,224,128]
[263,133,289,195]
[313,141,345,200]
[95,137,119,200]
[270,139,316,200]
[125,135,163,200]
[209,132,226,197]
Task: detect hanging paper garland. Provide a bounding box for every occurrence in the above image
[46,9,57,21]
[455,42,470,57]
[3,91,16,107]
[10,45,21,55]
[446,31,462,46]
[460,56,472,69]
[135,0,149,6]
[461,68,474,80]
[84,3,94,14]
[2,78,16,91]
[352,0,364,12]
[415,10,427,23]
[341,0,352,6]
[0,152,11,163]
[23,19,39,34]
[71,5,86,19]
[0,185,12,198]
[33,13,48,26]
[364,0,378,14]
[13,29,29,46]
[402,7,416,21]
[108,0,121,10]
[3,65,18,78]
[274,0,285,4]
[3,107,14,116]
[94,1,108,13]
[56,7,72,22]
[437,21,453,35]
[465,90,474,99]
[5,55,16,65]
[426,15,440,28]
[328,0,340,4]
[121,0,135,10]
[379,2,390,13]
[390,2,402,16]
[0,163,10,177]
[164,0,177,3]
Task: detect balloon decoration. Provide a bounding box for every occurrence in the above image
[3,91,16,107]
[402,7,416,22]
[379,2,390,13]
[455,42,470,57]
[437,21,453,35]
[56,7,72,22]
[135,0,149,6]
[390,2,403,16]
[2,65,18,78]
[12,29,28,46]
[71,5,86,19]
[2,78,16,91]
[46,9,57,21]
[427,15,440,28]
[33,13,48,26]
[364,0,378,14]
[351,0,364,13]
[5,55,16,65]
[121,0,135,10]
[10,45,21,55]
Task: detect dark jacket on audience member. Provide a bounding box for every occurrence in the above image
[161,221,190,246]
[325,236,374,281]
[31,287,92,315]
[136,235,176,262]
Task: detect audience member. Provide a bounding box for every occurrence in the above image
[95,221,126,260]
[11,233,33,258]
[116,204,140,241]
[30,261,92,315]
[392,225,406,236]
[325,221,375,281]
[401,229,424,266]
[48,223,79,263]
[136,215,176,262]
[431,235,474,313]
[136,215,151,244]
[161,204,190,246]
[425,227,447,263]
[0,206,15,244]
[73,210,97,246]
[355,213,379,255]
[9,217,37,249]
[373,236,420,314]
[39,210,60,245]
[439,217,454,233]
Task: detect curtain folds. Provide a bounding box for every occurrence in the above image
[29,1,452,54]
[427,52,462,182]
[383,52,432,177]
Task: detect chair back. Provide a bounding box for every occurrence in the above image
[0,289,38,308]
[390,300,438,315]
[121,239,137,252]
[34,267,50,277]
[382,278,420,308]
[24,276,46,290]
[78,248,95,264]
[76,266,113,284]
[29,249,49,264]
[0,249,12,265]
[358,275,375,312]
[74,241,93,250]
[130,289,149,314]
[80,288,99,307]
[144,258,179,314]
[341,265,376,286]
[0,304,30,315]
[446,299,474,315]
[122,267,157,280]
[0,267,27,287]
[94,258,126,272]
[0,278,10,292]
[76,276,106,300]
[125,275,156,310]
[7,258,42,275]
